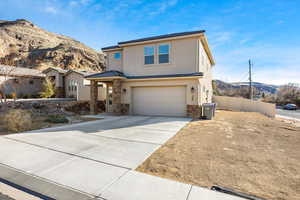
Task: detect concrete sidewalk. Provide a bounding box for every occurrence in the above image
[0,116,245,200]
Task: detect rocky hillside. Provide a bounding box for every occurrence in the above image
[214,80,280,96]
[0,19,105,71]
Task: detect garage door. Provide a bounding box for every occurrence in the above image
[132,86,186,117]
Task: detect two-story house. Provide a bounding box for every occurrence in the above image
[85,30,215,117]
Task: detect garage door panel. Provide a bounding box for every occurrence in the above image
[132,86,186,117]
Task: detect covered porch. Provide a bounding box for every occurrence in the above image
[86,71,128,115]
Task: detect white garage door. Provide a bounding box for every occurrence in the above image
[132,86,186,117]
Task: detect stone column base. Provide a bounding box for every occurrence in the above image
[187,105,202,119]
[121,104,130,115]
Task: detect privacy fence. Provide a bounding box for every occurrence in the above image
[213,96,276,117]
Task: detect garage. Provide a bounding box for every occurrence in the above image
[132,86,187,117]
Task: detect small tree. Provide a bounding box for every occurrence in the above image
[40,78,55,98]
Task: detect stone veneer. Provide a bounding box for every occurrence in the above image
[187,105,202,119]
[120,104,130,115]
[112,79,122,114]
[90,80,98,114]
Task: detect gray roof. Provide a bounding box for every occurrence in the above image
[0,65,45,78]
[102,30,205,50]
[65,69,96,76]
[85,70,203,79]
[101,45,121,51]
[85,71,125,79]
[42,67,68,74]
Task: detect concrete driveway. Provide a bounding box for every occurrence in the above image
[0,115,245,200]
[0,116,190,199]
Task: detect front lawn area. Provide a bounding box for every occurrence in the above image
[137,110,300,200]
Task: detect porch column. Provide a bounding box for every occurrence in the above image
[112,79,122,114]
[90,80,98,114]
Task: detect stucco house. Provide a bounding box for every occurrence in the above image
[85,30,215,117]
[43,67,106,100]
[0,65,45,98]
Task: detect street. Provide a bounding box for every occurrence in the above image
[277,109,300,120]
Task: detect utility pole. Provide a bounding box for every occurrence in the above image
[248,59,253,100]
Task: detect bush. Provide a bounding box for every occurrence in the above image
[3,109,32,132]
[40,78,55,98]
[45,115,69,123]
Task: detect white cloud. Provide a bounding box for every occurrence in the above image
[149,0,178,16]
[209,31,234,47]
[44,6,58,14]
[69,0,91,7]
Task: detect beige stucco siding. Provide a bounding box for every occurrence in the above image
[65,71,106,100]
[65,71,82,98]
[77,84,106,101]
[196,39,213,104]
[44,70,63,87]
[106,50,123,72]
[122,37,199,76]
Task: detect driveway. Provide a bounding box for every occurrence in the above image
[0,115,245,200]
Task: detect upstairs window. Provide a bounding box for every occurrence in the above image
[114,52,121,60]
[158,44,169,64]
[144,46,154,65]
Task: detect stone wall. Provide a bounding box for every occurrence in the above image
[112,80,122,114]
[0,76,44,97]
[90,80,98,114]
[187,105,202,119]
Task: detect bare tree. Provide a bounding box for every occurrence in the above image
[276,83,300,105]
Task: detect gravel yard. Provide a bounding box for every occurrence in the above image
[137,110,300,200]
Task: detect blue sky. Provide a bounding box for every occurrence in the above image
[0,0,299,85]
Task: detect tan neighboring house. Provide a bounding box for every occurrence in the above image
[0,65,45,98]
[85,30,215,117]
[43,67,106,100]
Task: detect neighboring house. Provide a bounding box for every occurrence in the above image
[42,67,68,98]
[0,65,45,98]
[85,30,215,117]
[43,67,106,101]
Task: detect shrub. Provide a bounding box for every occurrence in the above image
[40,78,55,98]
[45,115,69,123]
[3,109,32,132]
[11,92,17,100]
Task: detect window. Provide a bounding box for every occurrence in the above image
[158,44,169,64]
[114,52,121,60]
[144,46,154,65]
[69,80,72,91]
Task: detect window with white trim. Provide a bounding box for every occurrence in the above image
[158,44,169,64]
[144,46,155,65]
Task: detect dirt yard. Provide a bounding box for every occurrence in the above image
[137,110,300,200]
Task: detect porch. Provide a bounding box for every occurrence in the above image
[87,71,128,115]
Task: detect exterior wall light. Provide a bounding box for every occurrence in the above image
[123,88,127,93]
[191,86,195,93]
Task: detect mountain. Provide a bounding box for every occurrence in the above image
[213,80,280,96]
[231,82,279,94]
[0,19,105,71]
